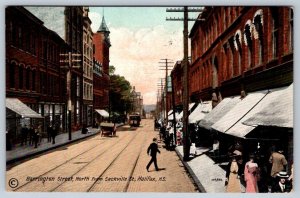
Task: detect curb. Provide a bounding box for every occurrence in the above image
[7,124,125,165]
[6,131,101,165]
[175,147,206,193]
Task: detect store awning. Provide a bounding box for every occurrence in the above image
[177,103,196,120]
[6,98,43,118]
[167,110,173,116]
[168,112,180,121]
[243,84,293,128]
[211,87,287,138]
[95,109,109,117]
[198,96,241,130]
[189,101,212,124]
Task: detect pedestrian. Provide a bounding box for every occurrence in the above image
[33,125,40,148]
[271,171,292,193]
[6,128,12,151]
[225,155,241,192]
[51,124,58,144]
[244,154,260,193]
[269,148,287,178]
[146,138,161,172]
[47,124,53,142]
[28,125,34,146]
[20,125,28,146]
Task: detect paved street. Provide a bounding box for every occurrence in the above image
[6,119,197,192]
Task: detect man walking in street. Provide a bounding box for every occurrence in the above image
[146,138,161,172]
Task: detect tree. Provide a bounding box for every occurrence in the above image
[109,66,133,116]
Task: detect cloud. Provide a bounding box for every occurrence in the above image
[108,26,183,105]
[89,12,186,105]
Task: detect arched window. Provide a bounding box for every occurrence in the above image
[19,66,24,89]
[235,31,242,75]
[9,62,16,88]
[244,21,253,68]
[289,8,293,52]
[32,69,36,91]
[212,56,219,88]
[253,10,264,65]
[271,8,279,59]
[26,67,30,90]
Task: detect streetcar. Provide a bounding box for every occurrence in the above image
[128,114,141,127]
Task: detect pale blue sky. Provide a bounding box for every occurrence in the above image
[90,7,199,32]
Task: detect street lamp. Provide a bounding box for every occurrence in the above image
[60,52,81,140]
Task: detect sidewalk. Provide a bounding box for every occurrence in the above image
[175,146,227,193]
[6,124,124,164]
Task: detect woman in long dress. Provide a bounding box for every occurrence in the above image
[244,154,259,192]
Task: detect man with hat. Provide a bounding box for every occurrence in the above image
[146,137,161,171]
[271,171,292,193]
[269,148,287,178]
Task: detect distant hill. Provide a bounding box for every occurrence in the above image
[143,104,156,113]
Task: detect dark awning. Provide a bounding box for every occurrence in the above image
[6,98,43,118]
[243,84,293,128]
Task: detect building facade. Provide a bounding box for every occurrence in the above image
[170,61,183,108]
[93,16,111,111]
[64,6,84,130]
[82,7,94,127]
[6,6,68,143]
[189,6,293,101]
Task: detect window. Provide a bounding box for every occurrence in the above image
[254,14,263,65]
[9,63,15,88]
[271,9,279,59]
[289,8,293,52]
[32,70,36,91]
[19,66,23,89]
[26,68,30,90]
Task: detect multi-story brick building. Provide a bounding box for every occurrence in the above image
[93,15,111,118]
[6,6,68,143]
[170,61,183,109]
[82,7,94,127]
[189,6,293,101]
[64,6,84,130]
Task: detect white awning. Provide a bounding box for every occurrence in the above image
[198,96,241,130]
[177,103,196,120]
[168,112,180,121]
[189,101,212,124]
[212,87,287,138]
[6,98,43,118]
[243,84,293,128]
[95,109,109,117]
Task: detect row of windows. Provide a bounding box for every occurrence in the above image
[7,21,37,55]
[83,83,93,100]
[191,8,293,92]
[9,63,36,91]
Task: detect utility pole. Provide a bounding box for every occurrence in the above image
[60,52,81,140]
[159,58,173,123]
[157,79,165,120]
[166,7,204,161]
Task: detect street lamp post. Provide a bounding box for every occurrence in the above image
[60,52,81,141]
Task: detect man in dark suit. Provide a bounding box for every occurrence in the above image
[146,138,161,171]
[272,171,292,193]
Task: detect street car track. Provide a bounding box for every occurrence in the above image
[86,130,146,192]
[122,132,148,192]
[12,133,128,192]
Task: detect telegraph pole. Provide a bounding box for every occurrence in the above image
[60,52,81,140]
[159,58,173,123]
[157,79,165,120]
[166,7,203,160]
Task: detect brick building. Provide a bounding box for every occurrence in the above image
[93,16,111,121]
[189,6,293,101]
[6,6,68,143]
[82,7,94,127]
[64,7,84,130]
[170,61,183,109]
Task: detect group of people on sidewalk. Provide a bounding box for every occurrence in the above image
[225,141,293,193]
[19,124,43,148]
